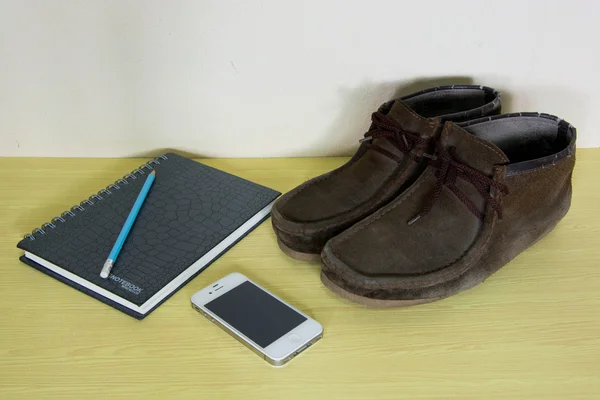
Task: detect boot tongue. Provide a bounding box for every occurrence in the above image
[384,100,438,139]
[440,122,509,175]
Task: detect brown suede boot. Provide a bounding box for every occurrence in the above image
[272,85,501,261]
[321,112,576,306]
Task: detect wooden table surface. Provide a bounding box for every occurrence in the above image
[0,152,599,399]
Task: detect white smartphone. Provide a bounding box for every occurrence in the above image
[191,272,323,367]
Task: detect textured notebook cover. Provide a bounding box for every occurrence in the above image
[17,153,280,319]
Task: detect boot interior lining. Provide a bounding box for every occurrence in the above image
[403,89,494,118]
[463,117,571,163]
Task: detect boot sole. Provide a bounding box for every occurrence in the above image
[277,238,321,263]
[320,271,444,307]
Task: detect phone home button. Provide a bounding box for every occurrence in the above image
[288,333,301,343]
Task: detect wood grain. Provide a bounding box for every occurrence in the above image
[0,151,599,399]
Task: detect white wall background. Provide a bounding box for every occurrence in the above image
[1,0,598,158]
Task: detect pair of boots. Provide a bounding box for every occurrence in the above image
[272,85,576,306]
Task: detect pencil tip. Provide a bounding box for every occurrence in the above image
[151,170,156,175]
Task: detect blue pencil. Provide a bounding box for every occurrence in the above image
[100,170,156,279]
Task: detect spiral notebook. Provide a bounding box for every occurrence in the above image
[17,153,280,319]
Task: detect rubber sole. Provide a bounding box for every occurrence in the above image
[320,272,444,307]
[277,238,322,263]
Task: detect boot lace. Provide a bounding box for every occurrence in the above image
[408,146,508,225]
[360,111,430,162]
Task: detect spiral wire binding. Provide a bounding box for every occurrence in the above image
[23,155,168,241]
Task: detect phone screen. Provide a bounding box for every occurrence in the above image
[205,281,307,348]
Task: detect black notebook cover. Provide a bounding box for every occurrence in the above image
[17,153,280,319]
